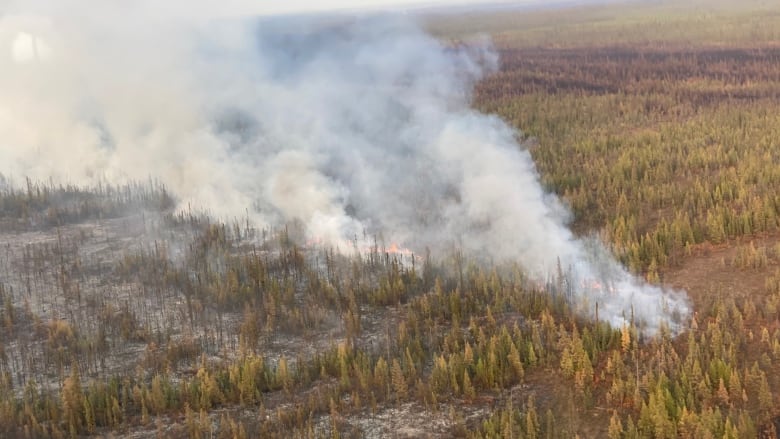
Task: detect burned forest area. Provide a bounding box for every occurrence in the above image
[4,0,780,438]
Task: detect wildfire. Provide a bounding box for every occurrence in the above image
[589,280,603,290]
[386,243,413,256]
[302,235,416,260]
[305,237,324,247]
[582,279,617,294]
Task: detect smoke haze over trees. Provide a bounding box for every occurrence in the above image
[0,4,687,332]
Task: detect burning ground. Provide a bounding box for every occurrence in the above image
[0,181,607,437]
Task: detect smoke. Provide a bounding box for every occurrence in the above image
[0,5,689,334]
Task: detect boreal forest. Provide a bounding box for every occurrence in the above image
[2,0,780,437]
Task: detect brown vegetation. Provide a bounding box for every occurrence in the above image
[3,1,780,437]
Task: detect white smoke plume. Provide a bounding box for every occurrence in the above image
[0,4,689,334]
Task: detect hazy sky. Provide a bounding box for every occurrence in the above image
[1,0,541,18]
[242,0,520,15]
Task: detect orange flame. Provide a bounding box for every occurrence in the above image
[303,236,416,261]
[582,279,617,294]
[386,243,413,255]
[305,237,324,247]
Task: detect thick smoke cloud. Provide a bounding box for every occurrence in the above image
[0,5,689,334]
